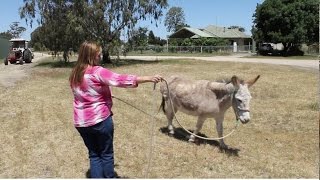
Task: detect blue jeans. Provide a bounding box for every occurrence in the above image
[76,116,114,178]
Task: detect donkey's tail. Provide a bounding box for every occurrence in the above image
[159,96,166,113]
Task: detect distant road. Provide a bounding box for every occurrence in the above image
[120,55,318,71]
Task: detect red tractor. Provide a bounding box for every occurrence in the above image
[4,38,34,65]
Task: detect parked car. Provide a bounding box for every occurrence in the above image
[258,42,304,56]
[258,43,276,56]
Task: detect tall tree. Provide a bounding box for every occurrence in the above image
[252,0,318,54]
[148,30,156,45]
[128,27,148,53]
[20,0,168,63]
[9,22,26,38]
[0,31,14,40]
[164,6,186,32]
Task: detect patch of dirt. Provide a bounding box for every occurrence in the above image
[0,52,51,88]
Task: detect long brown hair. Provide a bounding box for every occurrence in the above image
[69,41,101,87]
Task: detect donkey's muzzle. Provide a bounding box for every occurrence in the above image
[241,119,250,124]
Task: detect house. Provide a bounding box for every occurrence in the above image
[168,25,252,49]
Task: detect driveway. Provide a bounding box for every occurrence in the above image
[0,52,51,87]
[121,54,319,71]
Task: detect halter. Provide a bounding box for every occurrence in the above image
[231,88,250,122]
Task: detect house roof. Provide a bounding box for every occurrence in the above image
[168,25,251,39]
[168,27,214,38]
[203,25,250,38]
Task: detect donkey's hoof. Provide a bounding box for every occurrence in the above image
[219,144,228,150]
[168,130,175,136]
[188,138,195,143]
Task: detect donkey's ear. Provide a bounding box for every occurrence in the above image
[231,75,240,87]
[246,75,260,88]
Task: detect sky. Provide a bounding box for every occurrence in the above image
[0,0,264,41]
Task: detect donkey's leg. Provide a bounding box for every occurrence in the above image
[165,100,177,135]
[189,116,206,142]
[215,117,227,148]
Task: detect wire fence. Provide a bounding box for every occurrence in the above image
[129,45,252,54]
[127,44,319,55]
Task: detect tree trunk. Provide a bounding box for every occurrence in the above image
[282,43,290,57]
[63,50,69,63]
[102,49,112,64]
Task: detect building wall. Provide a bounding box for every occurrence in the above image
[0,37,10,59]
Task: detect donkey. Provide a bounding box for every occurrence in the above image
[160,75,260,148]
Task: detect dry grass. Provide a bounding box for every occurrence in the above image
[0,59,318,178]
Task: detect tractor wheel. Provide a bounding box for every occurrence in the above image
[4,58,8,65]
[23,49,32,63]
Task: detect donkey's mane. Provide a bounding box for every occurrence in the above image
[215,78,231,84]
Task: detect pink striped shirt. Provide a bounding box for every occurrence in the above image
[71,65,138,127]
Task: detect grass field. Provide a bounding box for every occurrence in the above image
[0,58,318,178]
[242,54,319,60]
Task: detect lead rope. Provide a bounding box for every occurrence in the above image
[144,83,158,178]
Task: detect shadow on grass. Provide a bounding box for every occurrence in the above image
[35,59,165,69]
[159,127,240,157]
[35,60,76,68]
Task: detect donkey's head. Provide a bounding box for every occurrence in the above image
[230,75,260,124]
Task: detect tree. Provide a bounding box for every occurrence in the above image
[9,22,26,38]
[252,0,318,55]
[164,6,186,32]
[0,31,13,40]
[0,22,26,39]
[148,30,157,45]
[29,26,48,51]
[147,30,166,46]
[128,27,148,53]
[20,0,168,63]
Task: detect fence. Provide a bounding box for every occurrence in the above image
[129,44,319,56]
[129,45,252,54]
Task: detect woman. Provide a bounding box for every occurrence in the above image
[69,41,162,178]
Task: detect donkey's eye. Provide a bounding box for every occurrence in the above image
[237,99,242,103]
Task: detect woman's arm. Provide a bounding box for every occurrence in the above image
[97,67,162,87]
[136,75,163,84]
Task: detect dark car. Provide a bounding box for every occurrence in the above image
[258,43,273,56]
